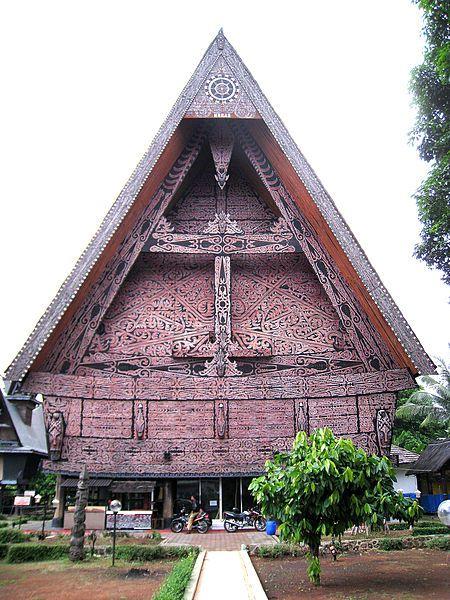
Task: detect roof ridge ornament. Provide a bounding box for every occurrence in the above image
[216,28,225,51]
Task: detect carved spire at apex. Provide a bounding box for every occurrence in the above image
[216,28,225,50]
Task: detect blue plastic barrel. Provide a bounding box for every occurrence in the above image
[266,520,277,535]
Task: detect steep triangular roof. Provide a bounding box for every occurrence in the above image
[5,29,434,381]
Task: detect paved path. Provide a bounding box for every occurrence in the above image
[193,551,265,599]
[161,529,275,551]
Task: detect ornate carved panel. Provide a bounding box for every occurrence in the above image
[230,254,365,368]
[308,396,358,435]
[185,55,259,119]
[233,122,396,373]
[228,399,295,439]
[42,128,208,375]
[295,399,309,434]
[48,411,65,461]
[80,254,215,369]
[82,399,133,439]
[166,166,277,235]
[215,399,228,439]
[147,400,215,439]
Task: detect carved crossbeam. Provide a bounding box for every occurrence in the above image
[143,215,297,254]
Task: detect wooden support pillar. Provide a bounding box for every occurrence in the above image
[52,474,64,528]
[162,481,173,529]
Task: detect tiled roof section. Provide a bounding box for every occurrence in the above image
[407,439,450,473]
[390,444,419,466]
[6,29,434,381]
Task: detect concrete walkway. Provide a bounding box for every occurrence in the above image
[193,551,267,600]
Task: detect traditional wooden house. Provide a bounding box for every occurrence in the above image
[3,31,434,528]
[408,439,450,513]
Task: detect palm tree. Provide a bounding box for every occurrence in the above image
[396,358,450,432]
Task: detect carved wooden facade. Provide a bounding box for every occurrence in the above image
[8,31,432,484]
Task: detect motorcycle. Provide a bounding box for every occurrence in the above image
[223,507,267,533]
[170,507,211,534]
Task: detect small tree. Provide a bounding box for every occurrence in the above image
[249,428,422,586]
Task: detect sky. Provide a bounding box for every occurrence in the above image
[0,0,448,376]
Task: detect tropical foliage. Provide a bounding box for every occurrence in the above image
[249,428,422,585]
[394,359,450,452]
[410,0,450,284]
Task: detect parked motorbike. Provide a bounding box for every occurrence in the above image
[223,507,267,533]
[170,507,211,534]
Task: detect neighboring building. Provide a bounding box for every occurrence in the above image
[407,439,450,513]
[390,444,419,496]
[0,389,48,511]
[3,31,434,528]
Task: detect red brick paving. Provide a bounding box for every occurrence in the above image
[161,529,276,551]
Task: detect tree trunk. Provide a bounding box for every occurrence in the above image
[69,466,89,561]
[307,541,321,586]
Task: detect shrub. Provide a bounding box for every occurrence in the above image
[256,543,303,558]
[378,538,405,551]
[0,544,10,560]
[0,515,8,521]
[147,531,162,541]
[6,543,69,563]
[0,522,9,529]
[0,529,29,544]
[388,522,409,531]
[153,552,198,600]
[412,525,449,536]
[425,536,450,551]
[116,545,197,562]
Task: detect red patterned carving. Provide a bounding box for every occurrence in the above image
[23,369,413,402]
[233,123,396,373]
[308,396,358,435]
[147,401,215,439]
[82,400,132,439]
[230,254,364,367]
[43,127,208,374]
[81,254,215,367]
[23,123,411,479]
[228,400,295,439]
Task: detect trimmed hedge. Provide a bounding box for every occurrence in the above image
[413,525,449,536]
[0,529,29,544]
[378,538,405,551]
[153,552,198,600]
[6,543,69,563]
[388,523,409,531]
[0,543,10,560]
[116,545,198,562]
[425,536,450,551]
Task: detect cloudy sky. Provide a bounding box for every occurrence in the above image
[0,0,448,375]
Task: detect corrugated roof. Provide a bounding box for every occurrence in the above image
[406,439,450,474]
[61,477,112,488]
[390,444,419,466]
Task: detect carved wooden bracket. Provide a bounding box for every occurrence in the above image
[209,123,234,190]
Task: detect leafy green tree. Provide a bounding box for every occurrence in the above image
[27,472,57,501]
[250,428,422,586]
[410,1,450,284]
